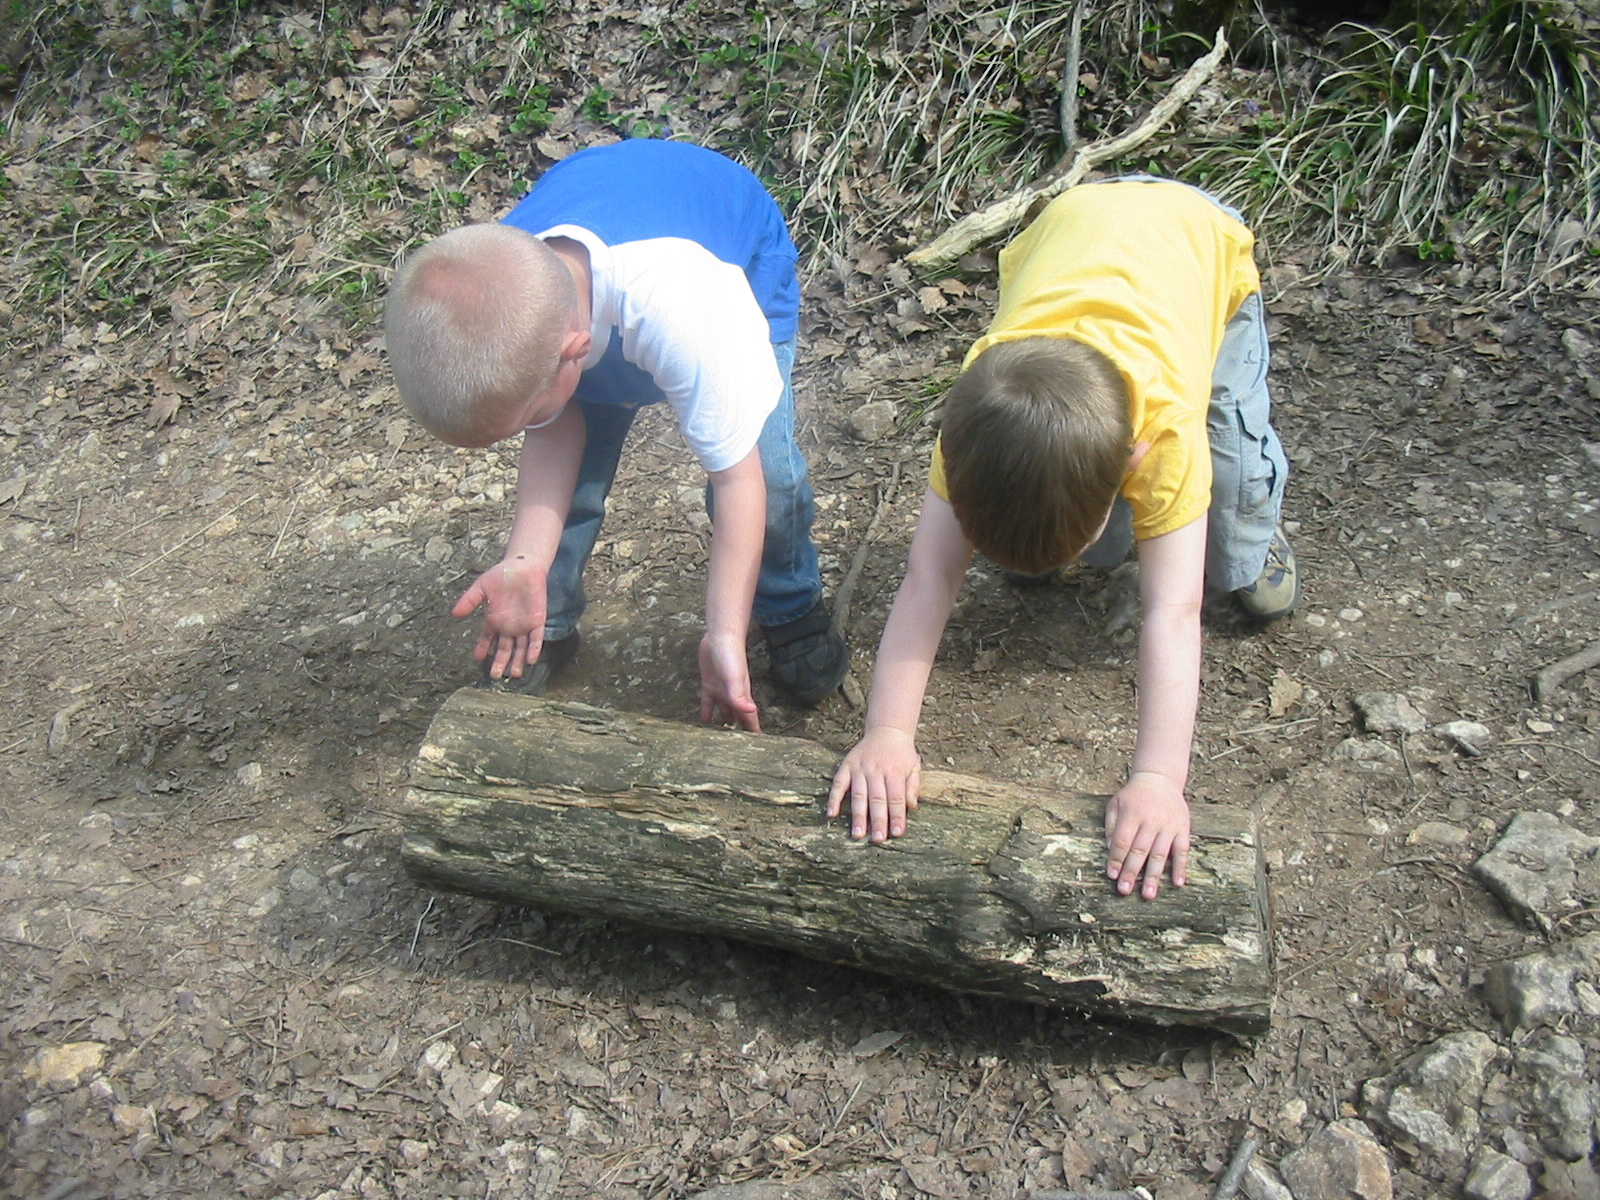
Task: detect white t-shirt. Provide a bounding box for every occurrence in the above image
[537,223,782,474]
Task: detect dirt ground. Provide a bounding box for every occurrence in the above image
[3,17,1600,1192]
[4,224,1598,1197]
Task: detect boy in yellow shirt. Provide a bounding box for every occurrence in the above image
[828,177,1297,899]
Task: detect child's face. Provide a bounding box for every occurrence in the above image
[511,363,580,438]
[481,328,590,445]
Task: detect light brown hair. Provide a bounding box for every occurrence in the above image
[942,337,1131,574]
[384,223,577,445]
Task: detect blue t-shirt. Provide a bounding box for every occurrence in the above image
[503,139,799,344]
[499,140,798,471]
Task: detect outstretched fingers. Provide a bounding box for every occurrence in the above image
[1106,818,1189,900]
[826,767,916,842]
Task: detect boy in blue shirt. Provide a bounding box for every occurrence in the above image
[386,140,848,728]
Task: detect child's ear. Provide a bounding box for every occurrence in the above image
[560,328,591,363]
[1126,441,1151,474]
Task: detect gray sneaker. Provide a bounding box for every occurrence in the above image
[1236,528,1300,621]
[763,600,848,706]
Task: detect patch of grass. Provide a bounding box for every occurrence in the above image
[2,0,1594,356]
[1147,1,1598,287]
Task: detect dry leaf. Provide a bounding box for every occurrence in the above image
[850,1029,905,1057]
[148,391,182,428]
[1267,669,1303,718]
[852,245,889,277]
[1412,315,1447,346]
[338,352,380,387]
[406,155,442,184]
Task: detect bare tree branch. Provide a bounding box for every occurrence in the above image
[907,29,1229,271]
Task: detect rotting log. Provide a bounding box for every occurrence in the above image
[399,689,1273,1035]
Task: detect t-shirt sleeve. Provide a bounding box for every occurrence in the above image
[614,240,781,473]
[928,435,950,500]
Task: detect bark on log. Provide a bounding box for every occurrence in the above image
[400,689,1273,1035]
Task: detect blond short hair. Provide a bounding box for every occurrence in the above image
[942,338,1131,575]
[384,223,577,445]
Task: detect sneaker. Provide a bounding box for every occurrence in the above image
[762,600,849,705]
[476,631,581,696]
[1235,527,1300,621]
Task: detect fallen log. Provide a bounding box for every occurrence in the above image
[399,690,1273,1035]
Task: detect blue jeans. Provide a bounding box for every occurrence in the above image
[542,336,822,639]
[1077,178,1288,591]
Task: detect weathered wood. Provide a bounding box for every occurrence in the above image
[399,689,1273,1035]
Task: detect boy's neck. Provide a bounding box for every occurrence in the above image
[545,236,593,329]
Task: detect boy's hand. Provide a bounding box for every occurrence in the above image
[452,556,549,680]
[827,727,921,842]
[699,632,761,732]
[1104,771,1191,900]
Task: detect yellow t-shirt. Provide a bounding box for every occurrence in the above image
[929,179,1260,540]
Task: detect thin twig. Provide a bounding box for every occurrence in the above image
[269,493,300,559]
[1501,738,1600,771]
[1058,4,1084,154]
[1531,638,1600,701]
[409,896,436,956]
[1512,587,1600,627]
[1212,1134,1261,1200]
[129,493,261,578]
[833,460,902,635]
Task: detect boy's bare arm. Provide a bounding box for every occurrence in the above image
[829,490,973,840]
[1106,514,1207,899]
[451,406,586,679]
[701,448,766,732]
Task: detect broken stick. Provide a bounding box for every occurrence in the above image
[906,29,1230,270]
[1532,639,1600,702]
[399,690,1273,1035]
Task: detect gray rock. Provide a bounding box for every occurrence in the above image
[1335,737,1402,766]
[1280,1119,1393,1200]
[1497,1127,1540,1167]
[1482,933,1600,1032]
[1515,1035,1597,1162]
[1472,811,1600,933]
[1434,720,1493,756]
[1361,1031,1499,1175]
[1564,326,1598,363]
[1354,692,1427,735]
[1534,1157,1600,1200]
[1463,1147,1532,1200]
[1406,821,1471,849]
[1241,1158,1295,1200]
[846,400,897,442]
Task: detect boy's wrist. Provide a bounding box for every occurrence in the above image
[1124,767,1188,793]
[863,724,917,743]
